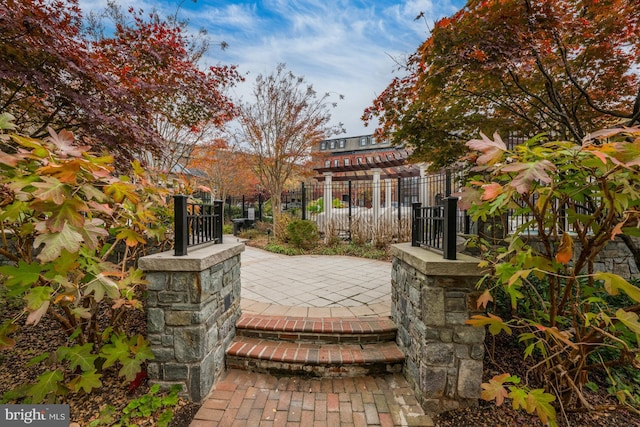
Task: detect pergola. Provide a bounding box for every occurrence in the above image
[313,150,421,181]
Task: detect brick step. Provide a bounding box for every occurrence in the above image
[226,336,404,377]
[235,314,397,344]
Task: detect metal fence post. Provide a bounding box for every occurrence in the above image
[348,180,352,240]
[174,195,188,256]
[214,200,223,243]
[412,202,421,247]
[443,197,457,260]
[258,193,263,221]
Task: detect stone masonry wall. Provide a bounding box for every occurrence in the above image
[391,243,485,414]
[138,242,244,402]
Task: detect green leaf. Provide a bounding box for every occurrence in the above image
[26,352,50,367]
[596,272,640,303]
[131,335,154,362]
[28,369,64,403]
[71,370,102,394]
[0,261,43,296]
[33,222,83,262]
[85,273,120,302]
[525,389,557,427]
[508,387,528,410]
[57,343,98,371]
[100,335,130,369]
[615,309,640,343]
[157,409,175,427]
[0,112,17,130]
[119,357,142,382]
[585,381,598,392]
[25,286,53,310]
[622,226,640,238]
[502,160,556,193]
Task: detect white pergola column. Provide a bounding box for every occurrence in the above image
[419,163,428,206]
[385,179,392,209]
[372,169,381,224]
[323,172,333,236]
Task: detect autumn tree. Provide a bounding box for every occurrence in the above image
[235,64,343,236]
[189,139,260,205]
[363,0,640,168]
[88,4,241,173]
[0,0,240,166]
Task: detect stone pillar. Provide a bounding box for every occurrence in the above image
[390,243,485,414]
[323,172,333,238]
[139,242,244,402]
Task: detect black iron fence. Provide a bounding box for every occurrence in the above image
[225,169,466,244]
[174,195,223,256]
[411,198,460,260]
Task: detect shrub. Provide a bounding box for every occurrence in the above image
[286,219,319,249]
[263,242,304,256]
[222,223,234,234]
[0,114,168,403]
[460,129,640,425]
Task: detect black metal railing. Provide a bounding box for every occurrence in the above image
[174,195,223,256]
[412,197,458,260]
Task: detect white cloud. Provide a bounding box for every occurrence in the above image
[78,0,464,136]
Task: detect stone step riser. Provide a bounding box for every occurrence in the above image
[226,355,403,377]
[226,337,404,378]
[228,315,404,378]
[235,329,396,344]
[235,314,398,345]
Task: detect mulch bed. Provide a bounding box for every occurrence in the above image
[2,301,640,426]
[0,303,199,426]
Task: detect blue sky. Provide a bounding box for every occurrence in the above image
[78,0,465,137]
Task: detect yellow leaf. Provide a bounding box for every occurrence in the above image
[480,373,511,405]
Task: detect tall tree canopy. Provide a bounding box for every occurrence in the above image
[364,0,640,168]
[236,63,343,236]
[0,0,240,165]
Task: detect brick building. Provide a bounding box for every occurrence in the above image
[312,134,421,181]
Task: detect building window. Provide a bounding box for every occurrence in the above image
[370,137,377,145]
[334,159,339,167]
[329,140,336,149]
[359,137,367,146]
[344,158,350,166]
[320,141,327,150]
[357,157,362,165]
[324,160,330,167]
[339,139,345,148]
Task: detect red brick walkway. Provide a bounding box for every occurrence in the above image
[189,369,434,427]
